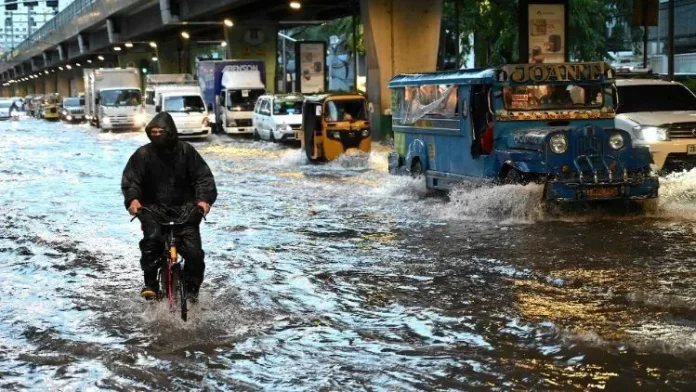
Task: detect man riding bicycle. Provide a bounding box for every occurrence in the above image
[121,112,217,300]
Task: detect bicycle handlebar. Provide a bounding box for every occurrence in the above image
[130,205,206,225]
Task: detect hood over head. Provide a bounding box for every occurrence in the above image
[146,112,178,150]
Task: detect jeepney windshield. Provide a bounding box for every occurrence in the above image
[324,99,367,122]
[503,84,604,111]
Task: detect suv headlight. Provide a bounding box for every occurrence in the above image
[549,134,568,154]
[135,113,147,124]
[609,132,625,150]
[634,126,669,142]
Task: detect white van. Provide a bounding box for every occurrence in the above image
[252,94,304,142]
[144,75,211,139]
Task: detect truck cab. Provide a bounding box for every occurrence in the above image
[217,67,265,135]
[84,68,146,131]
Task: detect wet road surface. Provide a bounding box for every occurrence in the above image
[2,118,696,390]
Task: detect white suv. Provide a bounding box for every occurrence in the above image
[252,94,304,142]
[615,79,696,173]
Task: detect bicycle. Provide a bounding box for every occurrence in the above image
[131,205,205,321]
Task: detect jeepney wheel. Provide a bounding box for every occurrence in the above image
[502,167,525,185]
[411,159,423,179]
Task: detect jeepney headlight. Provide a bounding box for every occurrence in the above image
[549,134,568,154]
[361,129,370,138]
[609,132,625,150]
[635,126,669,142]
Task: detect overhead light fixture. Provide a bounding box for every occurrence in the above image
[149,41,157,48]
[98,55,105,61]
[151,56,158,62]
[76,63,81,67]
[87,59,92,64]
[220,41,227,47]
[66,65,72,70]
[51,69,55,73]
[181,31,190,39]
[58,66,64,70]
[224,19,234,27]
[125,42,133,48]
[44,70,49,75]
[114,46,122,51]
[289,1,301,10]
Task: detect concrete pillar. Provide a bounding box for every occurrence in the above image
[34,78,44,94]
[360,0,443,138]
[45,74,57,94]
[57,73,70,97]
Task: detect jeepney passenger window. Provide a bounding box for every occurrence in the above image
[400,84,458,124]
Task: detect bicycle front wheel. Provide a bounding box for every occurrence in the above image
[172,265,188,322]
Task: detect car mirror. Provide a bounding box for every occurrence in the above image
[155,105,161,113]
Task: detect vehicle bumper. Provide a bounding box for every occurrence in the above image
[274,129,299,141]
[643,140,696,172]
[178,127,211,139]
[223,126,253,135]
[63,114,86,122]
[545,177,659,201]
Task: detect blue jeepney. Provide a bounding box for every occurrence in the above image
[387,62,659,202]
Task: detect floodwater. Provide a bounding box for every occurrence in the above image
[2,118,696,391]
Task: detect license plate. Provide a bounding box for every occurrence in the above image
[586,187,619,199]
[688,145,696,155]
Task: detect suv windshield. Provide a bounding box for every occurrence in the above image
[164,95,205,112]
[617,84,696,113]
[503,84,604,110]
[324,99,367,122]
[273,98,303,115]
[100,89,142,106]
[228,89,265,111]
[63,98,82,107]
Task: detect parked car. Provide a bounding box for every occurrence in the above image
[615,78,696,173]
[0,99,14,120]
[252,94,304,142]
[61,96,86,122]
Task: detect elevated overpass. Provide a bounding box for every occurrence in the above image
[0,0,444,138]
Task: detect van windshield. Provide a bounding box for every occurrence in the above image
[0,101,12,108]
[274,98,303,115]
[616,84,696,113]
[324,99,367,122]
[503,84,604,110]
[63,98,82,107]
[164,95,206,112]
[227,89,265,111]
[100,89,142,106]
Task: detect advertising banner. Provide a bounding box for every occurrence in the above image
[296,42,326,94]
[528,3,566,64]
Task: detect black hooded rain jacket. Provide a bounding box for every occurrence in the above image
[121,112,217,209]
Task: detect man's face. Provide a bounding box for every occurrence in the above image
[149,127,165,137]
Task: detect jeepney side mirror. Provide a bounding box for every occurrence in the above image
[155,105,161,113]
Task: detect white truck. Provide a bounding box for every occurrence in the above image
[144,74,211,139]
[197,60,266,135]
[83,68,146,130]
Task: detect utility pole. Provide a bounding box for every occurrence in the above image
[667,0,674,80]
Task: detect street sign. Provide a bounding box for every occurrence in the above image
[632,0,659,26]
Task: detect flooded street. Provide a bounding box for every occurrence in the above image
[3,118,696,390]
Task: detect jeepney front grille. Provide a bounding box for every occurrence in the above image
[576,135,603,156]
[667,122,696,139]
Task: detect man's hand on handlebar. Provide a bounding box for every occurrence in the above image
[128,199,142,216]
[197,201,210,216]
